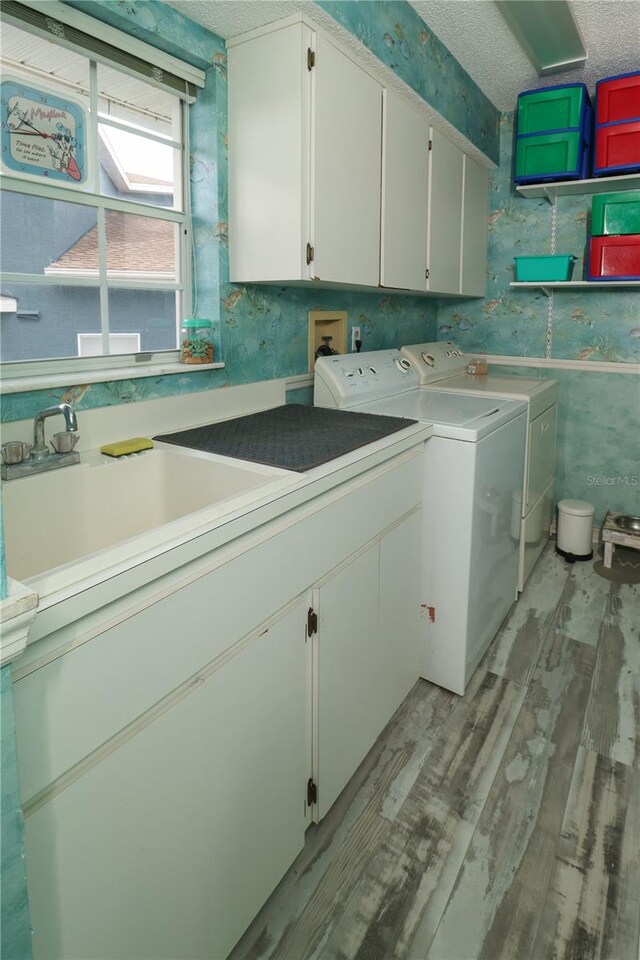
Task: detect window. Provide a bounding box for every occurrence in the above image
[0,11,196,375]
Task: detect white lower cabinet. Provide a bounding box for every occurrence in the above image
[313,514,421,820]
[16,451,424,960]
[25,599,309,960]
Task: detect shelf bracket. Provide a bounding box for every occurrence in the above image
[540,286,552,298]
[541,187,554,205]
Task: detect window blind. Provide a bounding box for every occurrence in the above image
[1,1,203,102]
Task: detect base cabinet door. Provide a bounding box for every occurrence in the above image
[377,512,422,718]
[25,599,309,960]
[314,543,381,820]
[313,510,422,821]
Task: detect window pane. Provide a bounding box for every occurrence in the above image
[104,211,178,280]
[108,289,179,352]
[97,63,178,139]
[1,191,99,275]
[0,283,100,362]
[99,124,179,208]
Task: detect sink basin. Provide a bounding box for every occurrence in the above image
[2,446,301,586]
[615,514,640,534]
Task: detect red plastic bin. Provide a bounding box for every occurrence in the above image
[594,120,640,174]
[588,234,640,280]
[596,72,640,125]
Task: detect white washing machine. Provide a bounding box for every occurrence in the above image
[314,349,527,695]
[401,342,558,591]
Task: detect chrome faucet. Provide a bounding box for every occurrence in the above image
[1,403,80,480]
[32,403,78,460]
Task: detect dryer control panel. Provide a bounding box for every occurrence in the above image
[401,341,468,384]
[314,349,418,409]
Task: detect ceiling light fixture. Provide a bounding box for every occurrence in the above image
[495,0,587,76]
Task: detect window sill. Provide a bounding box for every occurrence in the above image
[0,361,225,395]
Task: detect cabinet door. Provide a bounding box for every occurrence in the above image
[427,127,464,295]
[461,154,489,296]
[380,89,430,291]
[312,33,382,287]
[378,512,422,716]
[314,543,380,820]
[25,600,309,960]
[228,22,310,283]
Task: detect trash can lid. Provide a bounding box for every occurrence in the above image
[558,499,595,517]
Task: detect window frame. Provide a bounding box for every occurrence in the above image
[0,20,194,383]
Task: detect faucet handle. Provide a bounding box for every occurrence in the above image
[1,441,32,464]
[51,432,79,454]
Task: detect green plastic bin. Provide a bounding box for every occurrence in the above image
[591,191,640,236]
[515,130,583,179]
[514,255,577,282]
[517,85,587,135]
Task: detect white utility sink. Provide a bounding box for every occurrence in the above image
[2,446,301,587]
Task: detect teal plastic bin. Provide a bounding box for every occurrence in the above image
[514,255,577,281]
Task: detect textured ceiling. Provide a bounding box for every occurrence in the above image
[409,1,640,111]
[168,0,639,112]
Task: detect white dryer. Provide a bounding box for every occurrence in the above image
[314,349,527,695]
[401,342,558,591]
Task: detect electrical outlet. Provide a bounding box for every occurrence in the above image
[351,326,361,351]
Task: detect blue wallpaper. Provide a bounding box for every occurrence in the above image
[2,0,442,423]
[437,113,640,525]
[438,113,640,361]
[318,0,499,163]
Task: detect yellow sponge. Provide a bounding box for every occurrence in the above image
[100,437,154,458]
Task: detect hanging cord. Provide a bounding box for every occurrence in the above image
[183,105,197,318]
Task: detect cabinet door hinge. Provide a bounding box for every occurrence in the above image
[306,242,315,265]
[307,778,317,806]
[428,139,433,151]
[307,607,318,638]
[307,47,315,70]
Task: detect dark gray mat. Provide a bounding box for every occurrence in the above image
[154,404,417,472]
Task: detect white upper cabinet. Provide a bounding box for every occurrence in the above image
[313,33,382,287]
[228,19,381,287]
[427,127,464,295]
[380,89,430,292]
[228,14,489,297]
[426,129,490,297]
[461,154,489,296]
[228,22,310,284]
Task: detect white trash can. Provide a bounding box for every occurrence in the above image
[556,499,595,561]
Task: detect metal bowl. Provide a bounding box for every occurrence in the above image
[51,432,79,454]
[615,515,640,535]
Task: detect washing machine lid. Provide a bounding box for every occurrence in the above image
[400,341,558,415]
[350,391,526,442]
[425,373,558,406]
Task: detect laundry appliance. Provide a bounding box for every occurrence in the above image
[314,349,527,695]
[401,342,558,591]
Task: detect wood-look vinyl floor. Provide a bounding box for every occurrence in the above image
[231,544,640,960]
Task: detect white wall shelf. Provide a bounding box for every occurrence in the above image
[511,280,640,297]
[516,173,640,202]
